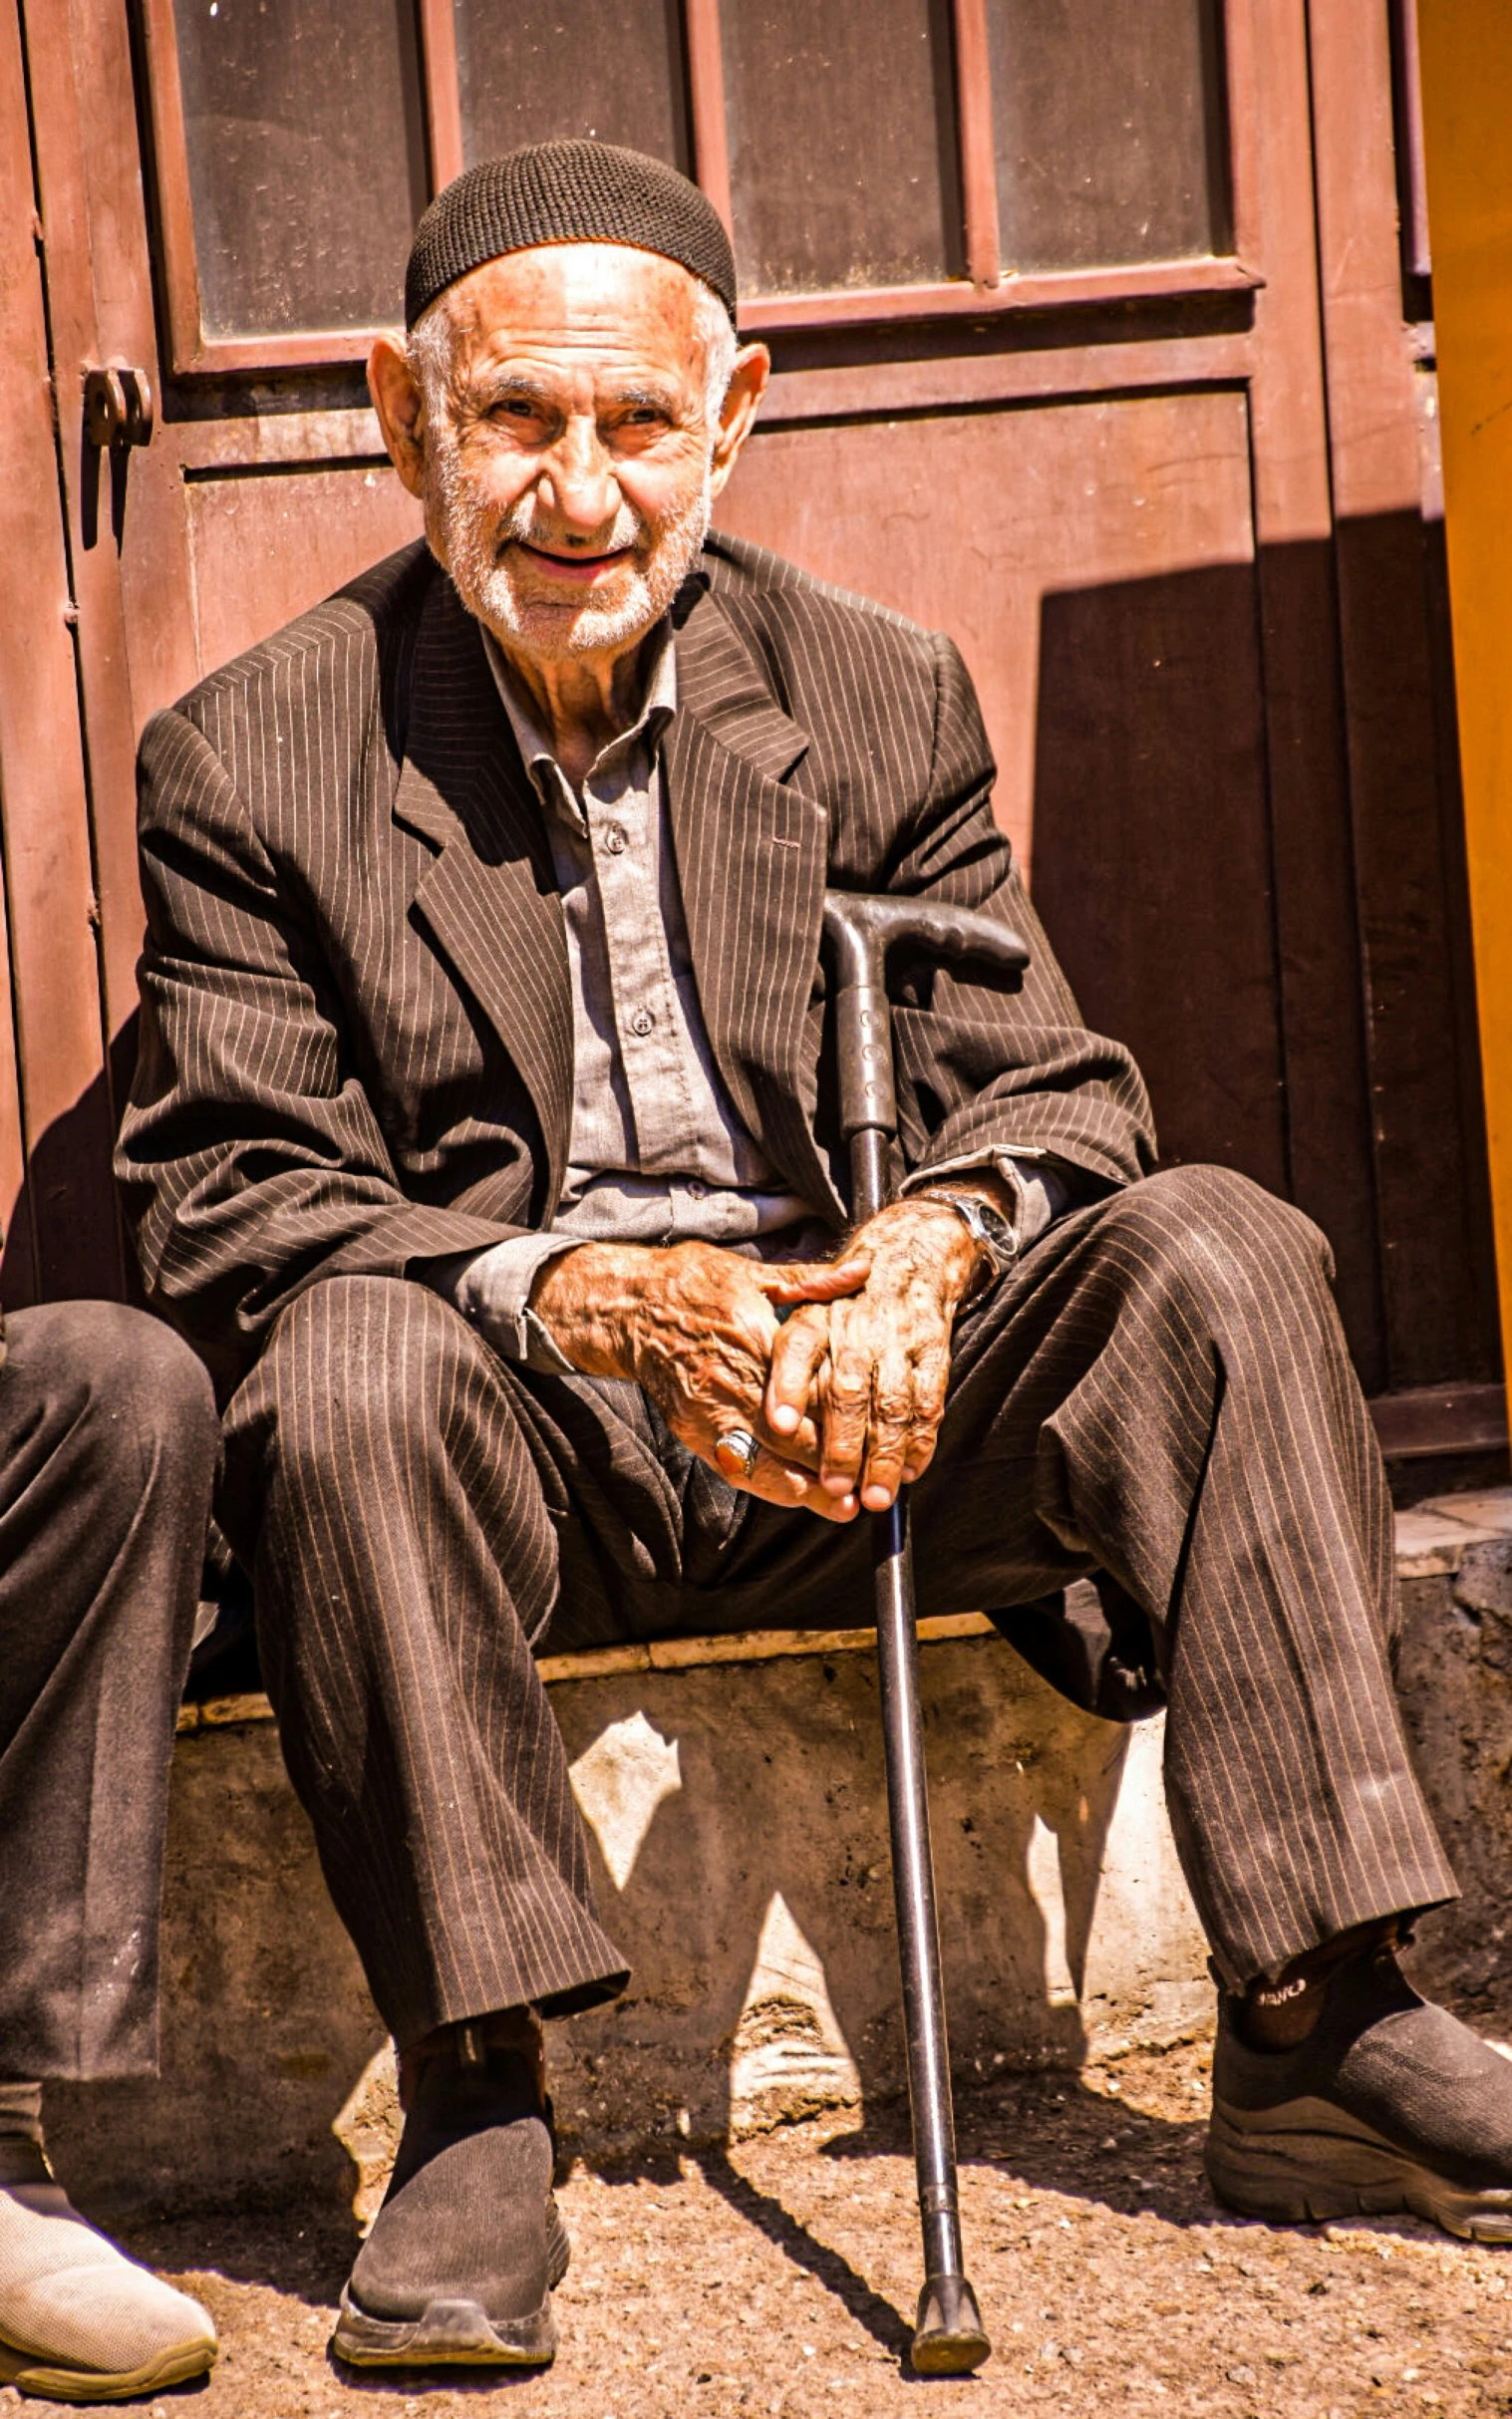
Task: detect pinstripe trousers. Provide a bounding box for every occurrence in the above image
[218,1163,1455,2047]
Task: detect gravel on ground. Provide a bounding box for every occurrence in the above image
[12,2037,1512,2417]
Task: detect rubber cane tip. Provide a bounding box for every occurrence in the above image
[910,2273,991,2375]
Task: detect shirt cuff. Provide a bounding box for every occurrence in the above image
[901,1151,1068,1255]
[432,1236,582,1374]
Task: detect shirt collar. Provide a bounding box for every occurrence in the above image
[482,620,677,831]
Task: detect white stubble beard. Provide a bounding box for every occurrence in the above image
[425,421,713,661]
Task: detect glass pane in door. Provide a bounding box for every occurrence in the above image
[454,0,691,172]
[986,0,1230,272]
[173,0,428,336]
[721,0,962,295]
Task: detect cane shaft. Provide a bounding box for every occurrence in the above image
[827,896,998,2373]
[873,1495,966,2286]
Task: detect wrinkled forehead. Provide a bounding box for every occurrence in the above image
[429,241,710,384]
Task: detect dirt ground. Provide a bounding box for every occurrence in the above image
[12,2035,1512,2419]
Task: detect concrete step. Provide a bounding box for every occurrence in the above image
[48,1489,1512,2219]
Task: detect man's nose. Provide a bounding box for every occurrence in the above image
[535,417,619,534]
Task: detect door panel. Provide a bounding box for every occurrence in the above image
[185,467,424,682]
[717,390,1255,866]
[718,390,1282,1189]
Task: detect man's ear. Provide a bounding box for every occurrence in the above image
[708,342,770,501]
[368,337,429,499]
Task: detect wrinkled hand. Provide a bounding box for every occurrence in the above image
[763,1200,982,1513]
[528,1237,869,1520]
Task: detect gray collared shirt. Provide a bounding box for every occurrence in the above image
[452,624,824,1366]
[445,622,1061,1369]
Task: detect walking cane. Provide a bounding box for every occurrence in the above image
[820,891,1030,2377]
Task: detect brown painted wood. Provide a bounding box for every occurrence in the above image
[20,0,156,1110]
[1309,0,1496,1388]
[1223,0,1264,265]
[418,0,464,188]
[1393,0,1432,281]
[721,389,1258,864]
[953,0,1001,287]
[684,0,732,235]
[0,1,115,1302]
[185,468,424,683]
[759,331,1257,425]
[739,256,1262,334]
[718,392,1288,1195]
[138,263,1265,378]
[1236,0,1386,1383]
[0,7,36,1290]
[1369,1382,1507,1460]
[138,0,205,380]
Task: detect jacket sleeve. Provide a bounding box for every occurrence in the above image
[116,707,526,1389]
[884,632,1157,1193]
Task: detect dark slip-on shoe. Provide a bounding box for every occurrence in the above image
[332,2038,569,2369]
[1207,1942,1512,2241]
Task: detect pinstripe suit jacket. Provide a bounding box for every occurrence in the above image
[117,533,1155,1391]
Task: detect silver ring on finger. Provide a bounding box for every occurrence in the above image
[714,1426,761,1483]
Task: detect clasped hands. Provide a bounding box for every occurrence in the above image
[528,1193,999,1521]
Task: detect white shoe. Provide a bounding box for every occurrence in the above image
[0,2140,216,2403]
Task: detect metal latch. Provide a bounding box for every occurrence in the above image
[84,366,153,451]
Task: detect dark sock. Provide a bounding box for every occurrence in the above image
[1236,1919,1401,2053]
[398,2007,544,2110]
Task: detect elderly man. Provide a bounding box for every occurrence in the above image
[118,142,1512,2372]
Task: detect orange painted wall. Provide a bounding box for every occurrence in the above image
[1417,3,1512,1388]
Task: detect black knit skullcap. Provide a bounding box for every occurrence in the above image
[405,142,738,331]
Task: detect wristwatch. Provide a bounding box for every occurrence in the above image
[916,1186,1018,1301]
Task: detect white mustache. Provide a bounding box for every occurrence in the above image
[499,498,648,558]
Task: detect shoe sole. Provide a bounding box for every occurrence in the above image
[0,2334,216,2404]
[330,2194,570,2371]
[332,2289,557,2368]
[1207,2096,1512,2243]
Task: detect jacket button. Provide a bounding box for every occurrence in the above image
[603,822,628,854]
[629,1006,655,1037]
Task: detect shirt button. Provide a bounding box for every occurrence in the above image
[686,1180,706,1201]
[629,1006,656,1038]
[603,822,628,855]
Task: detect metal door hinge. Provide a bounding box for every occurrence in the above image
[84,366,153,451]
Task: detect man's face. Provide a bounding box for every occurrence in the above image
[406,244,729,667]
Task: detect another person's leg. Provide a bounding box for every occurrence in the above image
[0,1302,221,2399]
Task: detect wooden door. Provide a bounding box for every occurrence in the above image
[5,0,1500,1451]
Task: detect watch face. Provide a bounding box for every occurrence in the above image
[969,1201,1016,1271]
[921,1186,1015,1272]
[980,1204,1015,1252]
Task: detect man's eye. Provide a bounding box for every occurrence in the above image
[493,400,540,423]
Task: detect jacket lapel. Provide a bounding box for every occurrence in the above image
[393,576,573,1210]
[666,584,844,1221]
